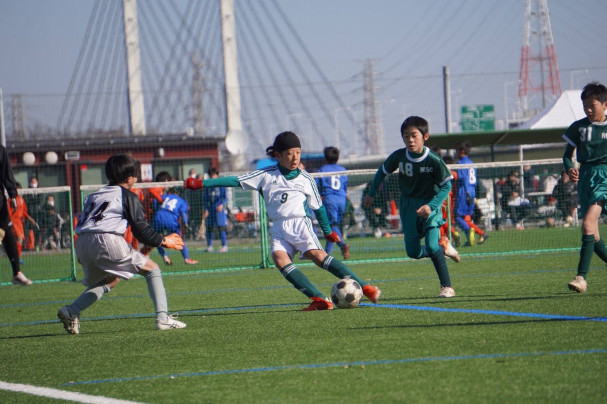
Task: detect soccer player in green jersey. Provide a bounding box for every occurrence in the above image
[363,116,459,298]
[562,82,607,293]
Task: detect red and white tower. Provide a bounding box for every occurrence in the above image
[518,0,562,114]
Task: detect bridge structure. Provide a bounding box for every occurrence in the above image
[51,0,365,169]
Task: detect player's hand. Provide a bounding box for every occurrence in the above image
[9,198,17,210]
[567,168,579,183]
[324,231,341,243]
[362,195,374,208]
[184,177,203,190]
[416,204,431,218]
[162,233,184,250]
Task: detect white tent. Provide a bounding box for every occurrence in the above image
[521,90,585,129]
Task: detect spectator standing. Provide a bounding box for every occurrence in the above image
[551,171,578,225]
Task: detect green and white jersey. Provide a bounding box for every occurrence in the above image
[563,117,607,165]
[238,165,322,222]
[381,147,453,199]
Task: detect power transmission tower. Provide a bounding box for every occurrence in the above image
[363,59,380,155]
[518,0,562,116]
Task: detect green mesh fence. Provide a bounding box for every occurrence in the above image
[2,158,586,286]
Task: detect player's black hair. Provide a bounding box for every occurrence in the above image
[581,82,607,103]
[442,155,455,165]
[455,141,472,155]
[208,167,219,176]
[155,171,172,182]
[324,146,340,164]
[400,116,429,136]
[105,154,137,185]
[266,131,301,157]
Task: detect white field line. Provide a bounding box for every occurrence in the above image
[0,380,146,404]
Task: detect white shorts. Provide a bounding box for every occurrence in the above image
[75,233,149,286]
[270,217,323,258]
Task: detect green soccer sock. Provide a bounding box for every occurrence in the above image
[430,248,452,288]
[321,255,367,286]
[279,264,325,299]
[577,234,595,279]
[594,238,607,264]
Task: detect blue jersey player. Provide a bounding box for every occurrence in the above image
[151,172,198,265]
[454,142,487,245]
[203,167,229,253]
[316,147,350,259]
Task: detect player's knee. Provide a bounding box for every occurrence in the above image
[405,245,422,259]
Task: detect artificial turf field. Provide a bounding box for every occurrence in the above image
[1,235,607,403]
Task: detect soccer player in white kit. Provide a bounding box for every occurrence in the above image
[185,132,381,310]
[57,155,187,334]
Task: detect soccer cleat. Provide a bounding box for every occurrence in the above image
[156,314,187,330]
[362,284,381,303]
[303,296,333,311]
[219,246,228,253]
[12,271,32,286]
[568,276,587,293]
[57,306,80,334]
[205,246,214,253]
[184,258,198,265]
[438,286,456,298]
[163,256,172,265]
[341,244,350,260]
[439,236,460,263]
[478,234,489,244]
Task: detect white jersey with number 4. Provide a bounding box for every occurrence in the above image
[238,165,322,222]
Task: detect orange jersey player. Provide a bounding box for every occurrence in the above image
[9,191,38,258]
[124,186,145,250]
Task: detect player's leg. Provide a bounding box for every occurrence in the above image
[272,226,331,310]
[425,225,455,297]
[205,220,214,252]
[0,211,31,285]
[455,214,471,244]
[139,258,186,329]
[218,226,228,252]
[305,249,380,303]
[570,203,602,292]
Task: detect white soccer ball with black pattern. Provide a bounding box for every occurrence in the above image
[331,277,363,308]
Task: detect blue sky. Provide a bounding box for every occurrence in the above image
[1,0,605,155]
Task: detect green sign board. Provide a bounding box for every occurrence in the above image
[461,104,495,131]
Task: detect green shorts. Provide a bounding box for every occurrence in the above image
[399,196,446,240]
[578,164,607,217]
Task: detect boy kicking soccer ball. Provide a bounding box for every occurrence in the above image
[57,155,187,334]
[363,116,459,298]
[184,131,381,310]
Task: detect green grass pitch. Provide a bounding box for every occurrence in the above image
[1,237,606,403]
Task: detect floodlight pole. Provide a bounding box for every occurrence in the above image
[443,66,452,133]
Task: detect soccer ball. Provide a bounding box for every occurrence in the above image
[331,277,363,309]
